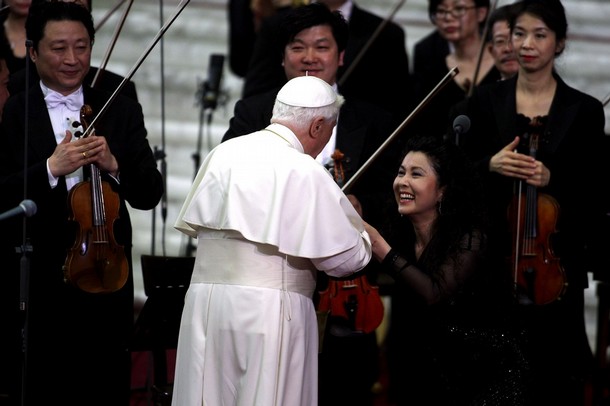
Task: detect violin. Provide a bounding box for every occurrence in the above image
[316,149,384,333]
[62,105,128,294]
[508,118,567,305]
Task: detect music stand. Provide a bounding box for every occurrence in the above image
[131,255,194,405]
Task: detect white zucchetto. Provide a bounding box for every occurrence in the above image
[276,76,337,108]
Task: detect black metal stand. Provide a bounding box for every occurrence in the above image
[17,241,32,406]
[152,145,167,257]
[18,39,34,406]
[183,103,212,257]
[150,0,168,259]
[131,255,194,405]
[182,55,226,257]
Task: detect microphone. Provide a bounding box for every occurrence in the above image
[153,145,168,222]
[201,54,225,110]
[0,200,37,221]
[452,115,471,145]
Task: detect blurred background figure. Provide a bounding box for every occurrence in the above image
[409,0,499,139]
[486,3,518,80]
[0,0,34,74]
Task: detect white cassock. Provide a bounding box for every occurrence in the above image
[172,123,372,406]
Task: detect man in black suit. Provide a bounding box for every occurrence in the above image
[0,2,162,405]
[223,4,399,405]
[240,0,411,121]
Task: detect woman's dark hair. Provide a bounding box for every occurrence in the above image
[509,0,567,56]
[406,135,486,229]
[386,135,488,274]
[26,0,95,51]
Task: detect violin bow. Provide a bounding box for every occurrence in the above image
[82,0,191,137]
[342,66,459,194]
[467,0,499,97]
[602,91,610,107]
[337,0,406,88]
[94,0,128,32]
[91,0,135,88]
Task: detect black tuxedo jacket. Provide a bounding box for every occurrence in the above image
[0,83,162,404]
[336,4,411,120]
[227,0,257,78]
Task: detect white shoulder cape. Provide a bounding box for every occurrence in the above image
[175,124,366,258]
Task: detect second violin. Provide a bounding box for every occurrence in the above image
[508,118,567,305]
[317,149,385,334]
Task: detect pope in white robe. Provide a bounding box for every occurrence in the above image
[172,76,372,406]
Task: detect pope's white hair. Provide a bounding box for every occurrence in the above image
[271,94,344,131]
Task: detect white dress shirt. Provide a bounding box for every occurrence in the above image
[42,82,84,191]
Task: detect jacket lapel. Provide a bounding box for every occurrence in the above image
[544,74,579,155]
[27,85,59,162]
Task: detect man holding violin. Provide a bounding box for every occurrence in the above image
[0,1,162,405]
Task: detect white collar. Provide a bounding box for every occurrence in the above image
[39,81,84,101]
[265,122,305,153]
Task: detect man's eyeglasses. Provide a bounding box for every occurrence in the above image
[432,5,477,20]
[491,38,510,49]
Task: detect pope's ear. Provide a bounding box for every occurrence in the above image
[309,116,325,138]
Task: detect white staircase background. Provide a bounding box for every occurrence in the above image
[88,0,610,345]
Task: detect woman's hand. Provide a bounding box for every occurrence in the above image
[489,136,550,187]
[489,136,536,179]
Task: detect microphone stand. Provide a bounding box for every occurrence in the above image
[183,53,225,257]
[184,81,216,257]
[143,2,169,403]
[17,39,34,406]
[152,145,167,256]
[151,0,168,258]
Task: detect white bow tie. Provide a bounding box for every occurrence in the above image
[44,92,82,111]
